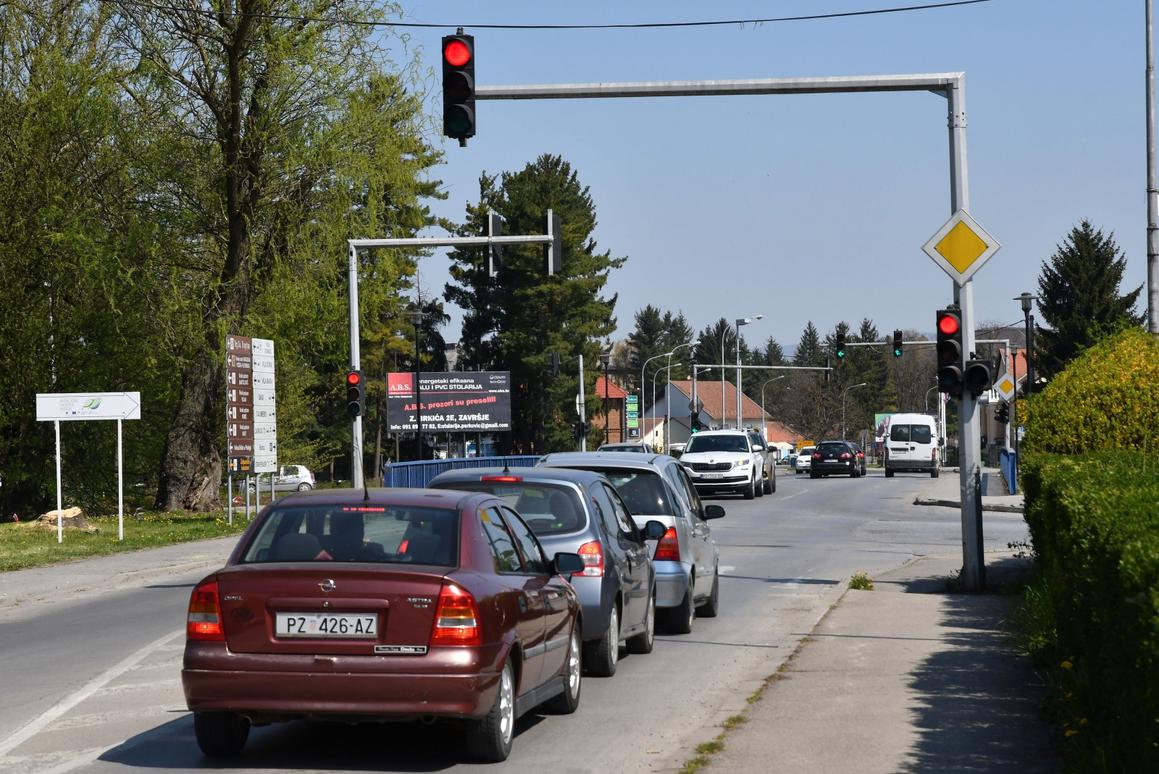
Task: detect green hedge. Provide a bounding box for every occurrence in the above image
[1021,452,1159,770]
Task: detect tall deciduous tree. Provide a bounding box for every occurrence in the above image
[112,2,438,509]
[1036,221,1144,379]
[445,155,621,453]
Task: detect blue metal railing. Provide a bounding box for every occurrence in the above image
[381,455,541,488]
[999,449,1018,495]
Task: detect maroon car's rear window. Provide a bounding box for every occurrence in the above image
[240,505,459,566]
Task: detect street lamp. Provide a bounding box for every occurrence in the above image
[925,384,938,413]
[735,315,763,429]
[599,349,611,444]
[1015,292,1038,396]
[760,375,786,444]
[842,382,867,440]
[640,351,671,447]
[664,342,694,451]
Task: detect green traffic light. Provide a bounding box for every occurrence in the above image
[893,347,903,358]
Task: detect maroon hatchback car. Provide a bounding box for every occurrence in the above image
[182,488,585,763]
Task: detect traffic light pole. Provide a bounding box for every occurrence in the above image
[346,220,560,489]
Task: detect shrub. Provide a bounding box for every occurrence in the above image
[1021,453,1159,771]
[1021,327,1159,455]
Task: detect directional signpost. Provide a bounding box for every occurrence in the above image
[36,391,141,543]
[226,335,277,521]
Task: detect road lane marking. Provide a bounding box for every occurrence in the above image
[0,629,183,759]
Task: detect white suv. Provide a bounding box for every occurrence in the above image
[680,430,766,499]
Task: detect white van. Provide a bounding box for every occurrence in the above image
[883,413,941,478]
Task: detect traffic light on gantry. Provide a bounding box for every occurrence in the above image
[935,308,963,398]
[442,33,475,143]
[892,330,903,358]
[835,332,846,360]
[346,370,365,418]
[995,402,1010,424]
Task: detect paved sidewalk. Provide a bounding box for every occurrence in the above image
[704,548,1059,773]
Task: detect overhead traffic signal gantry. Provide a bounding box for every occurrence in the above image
[935,307,964,398]
[441,33,475,144]
[892,330,903,358]
[345,370,365,418]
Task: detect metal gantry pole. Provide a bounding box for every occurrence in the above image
[1149,0,1159,333]
[578,354,587,451]
[348,242,363,488]
[947,76,985,591]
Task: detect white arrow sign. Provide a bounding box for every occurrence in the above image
[36,392,141,422]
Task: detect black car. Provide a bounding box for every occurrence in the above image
[809,441,863,478]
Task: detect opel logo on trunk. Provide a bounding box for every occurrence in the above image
[318,578,337,592]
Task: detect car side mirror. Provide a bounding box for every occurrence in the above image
[702,504,726,520]
[641,520,666,541]
[553,552,585,576]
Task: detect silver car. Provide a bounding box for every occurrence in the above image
[537,452,724,634]
[427,466,665,677]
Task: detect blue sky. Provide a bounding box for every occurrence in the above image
[400,1,1141,352]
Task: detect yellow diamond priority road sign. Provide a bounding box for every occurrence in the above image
[922,209,1001,286]
[994,371,1020,402]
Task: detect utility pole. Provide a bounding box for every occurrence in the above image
[1149,0,1159,333]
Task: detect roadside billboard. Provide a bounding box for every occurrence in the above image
[387,371,511,432]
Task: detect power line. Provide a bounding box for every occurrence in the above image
[104,0,993,32]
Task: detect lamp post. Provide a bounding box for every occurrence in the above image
[842,382,867,440]
[409,308,425,460]
[664,342,694,452]
[641,350,672,450]
[925,384,938,413]
[760,376,786,443]
[1015,292,1038,396]
[599,350,611,444]
[735,315,763,429]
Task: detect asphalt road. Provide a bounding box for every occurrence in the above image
[0,469,1029,773]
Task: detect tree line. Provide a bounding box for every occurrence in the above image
[0,5,1144,519]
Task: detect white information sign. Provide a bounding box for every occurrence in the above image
[251,338,277,473]
[36,392,141,421]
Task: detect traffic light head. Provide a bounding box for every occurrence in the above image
[441,34,475,143]
[892,330,903,358]
[835,332,846,360]
[995,402,1010,424]
[936,308,963,397]
[345,370,365,418]
[964,359,992,398]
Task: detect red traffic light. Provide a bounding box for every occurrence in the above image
[346,371,362,386]
[937,312,960,336]
[443,39,472,67]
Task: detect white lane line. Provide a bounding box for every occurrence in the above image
[0,629,183,759]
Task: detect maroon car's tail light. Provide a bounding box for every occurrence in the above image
[431,584,481,646]
[480,475,522,483]
[187,580,225,641]
[341,505,386,512]
[654,527,681,562]
[576,540,605,577]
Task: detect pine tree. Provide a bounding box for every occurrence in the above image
[1036,221,1144,378]
[793,322,824,367]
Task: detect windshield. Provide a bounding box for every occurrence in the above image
[241,504,458,566]
[435,481,587,536]
[685,434,749,454]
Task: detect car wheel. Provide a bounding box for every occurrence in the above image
[626,593,655,654]
[931,468,940,478]
[763,474,774,494]
[664,585,695,634]
[466,660,515,762]
[755,476,764,497]
[583,604,619,677]
[743,476,756,500]
[697,570,720,618]
[296,482,313,491]
[851,468,860,478]
[193,711,250,758]
[544,625,582,714]
[810,471,820,479]
[885,467,895,478]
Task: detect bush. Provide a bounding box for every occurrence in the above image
[1021,327,1159,455]
[1021,453,1159,771]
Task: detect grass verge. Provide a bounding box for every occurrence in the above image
[0,511,248,572]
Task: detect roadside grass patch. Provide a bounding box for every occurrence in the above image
[0,511,248,572]
[849,571,874,590]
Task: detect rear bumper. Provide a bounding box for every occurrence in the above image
[887,460,936,471]
[813,461,857,475]
[182,642,503,721]
[653,560,691,608]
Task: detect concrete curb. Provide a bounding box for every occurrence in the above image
[912,497,1024,514]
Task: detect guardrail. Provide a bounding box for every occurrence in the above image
[998,449,1018,494]
[381,455,541,488]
